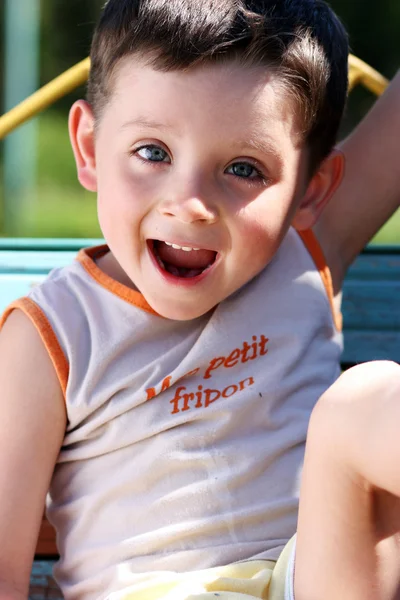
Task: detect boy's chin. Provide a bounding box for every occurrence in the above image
[150,301,214,322]
[144,291,217,321]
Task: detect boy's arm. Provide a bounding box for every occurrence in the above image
[0,310,66,599]
[315,70,400,292]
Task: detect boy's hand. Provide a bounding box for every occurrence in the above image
[315,70,400,294]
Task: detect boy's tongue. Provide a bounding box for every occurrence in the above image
[156,241,216,270]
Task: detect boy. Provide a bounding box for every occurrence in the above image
[0,1,397,599]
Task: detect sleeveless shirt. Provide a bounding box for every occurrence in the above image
[2,228,342,600]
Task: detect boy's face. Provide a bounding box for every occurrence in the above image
[71,58,335,320]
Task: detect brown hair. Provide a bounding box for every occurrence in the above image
[88,0,349,172]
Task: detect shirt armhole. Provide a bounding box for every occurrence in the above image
[297,229,343,332]
[0,298,69,398]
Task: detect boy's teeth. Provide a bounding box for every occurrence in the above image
[164,242,200,251]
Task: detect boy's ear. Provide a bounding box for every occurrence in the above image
[291,149,345,231]
[69,100,97,192]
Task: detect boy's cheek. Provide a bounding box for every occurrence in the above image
[234,211,283,250]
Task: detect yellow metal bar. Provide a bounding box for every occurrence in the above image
[0,57,90,140]
[0,54,390,141]
[348,54,389,96]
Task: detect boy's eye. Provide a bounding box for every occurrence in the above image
[135,145,170,163]
[226,162,261,179]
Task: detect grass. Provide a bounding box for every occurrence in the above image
[0,112,399,244]
[13,186,101,238]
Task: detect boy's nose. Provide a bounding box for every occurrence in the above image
[158,196,219,224]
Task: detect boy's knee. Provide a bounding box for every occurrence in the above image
[338,360,400,388]
[316,360,400,411]
[308,360,400,458]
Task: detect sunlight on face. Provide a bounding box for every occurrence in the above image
[92,57,309,320]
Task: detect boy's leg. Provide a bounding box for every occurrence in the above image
[295,361,400,600]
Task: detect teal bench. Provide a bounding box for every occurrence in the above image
[341,247,400,363]
[0,238,398,599]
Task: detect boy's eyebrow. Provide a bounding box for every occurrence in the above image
[235,137,284,172]
[236,138,284,169]
[120,117,173,131]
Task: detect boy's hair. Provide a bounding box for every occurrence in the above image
[88,0,348,173]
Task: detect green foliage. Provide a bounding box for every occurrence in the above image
[13,185,101,238]
[372,212,400,246]
[0,113,101,238]
[37,111,80,187]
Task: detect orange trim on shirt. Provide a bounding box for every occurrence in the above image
[0,298,69,397]
[77,246,159,316]
[298,229,343,332]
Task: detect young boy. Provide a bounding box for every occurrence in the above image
[0,1,397,600]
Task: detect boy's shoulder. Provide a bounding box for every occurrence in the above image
[0,246,159,368]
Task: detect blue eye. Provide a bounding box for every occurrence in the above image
[136,145,170,163]
[227,162,260,179]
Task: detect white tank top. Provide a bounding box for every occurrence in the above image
[3,228,342,600]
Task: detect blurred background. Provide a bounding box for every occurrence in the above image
[0,0,399,241]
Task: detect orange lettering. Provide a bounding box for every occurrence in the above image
[222,384,238,398]
[239,377,254,390]
[182,392,195,411]
[161,376,172,392]
[224,348,240,368]
[204,357,225,379]
[259,335,269,356]
[204,388,221,407]
[146,387,156,401]
[170,386,186,414]
[183,368,200,378]
[146,375,172,401]
[194,385,203,408]
[241,340,257,363]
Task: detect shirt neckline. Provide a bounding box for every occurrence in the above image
[77,245,159,316]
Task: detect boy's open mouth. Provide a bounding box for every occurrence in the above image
[149,240,218,279]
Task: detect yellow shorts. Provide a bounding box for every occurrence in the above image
[107,537,296,600]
